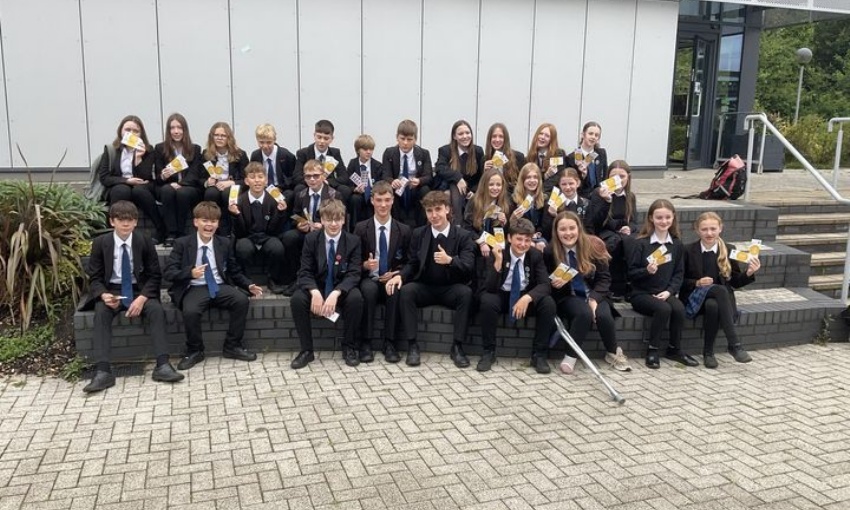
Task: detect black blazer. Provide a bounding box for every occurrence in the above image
[98,145,156,189]
[541,196,591,241]
[294,144,346,188]
[527,147,566,194]
[344,158,384,190]
[543,244,611,303]
[585,191,638,239]
[399,224,476,283]
[482,247,551,304]
[679,241,755,312]
[353,218,412,277]
[434,144,485,192]
[626,235,685,297]
[291,185,338,222]
[297,230,361,295]
[566,147,609,199]
[201,149,249,186]
[79,231,161,311]
[380,145,433,188]
[153,142,204,189]
[164,234,252,308]
[231,192,286,239]
[250,145,297,191]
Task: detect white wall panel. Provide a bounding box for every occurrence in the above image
[420,0,480,148]
[230,0,300,151]
[362,0,423,153]
[528,0,586,157]
[476,0,535,150]
[158,0,232,151]
[2,1,88,168]
[0,28,10,168]
[580,0,637,161]
[298,0,361,161]
[626,0,679,166]
[81,0,161,160]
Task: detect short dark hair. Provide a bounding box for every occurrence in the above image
[193,201,222,221]
[420,190,450,209]
[372,180,393,197]
[509,218,535,236]
[109,200,138,220]
[397,119,418,138]
[245,161,265,177]
[315,119,335,135]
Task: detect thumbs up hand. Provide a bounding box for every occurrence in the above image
[434,245,452,265]
[364,252,379,271]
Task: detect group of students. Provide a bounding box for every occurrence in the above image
[81,114,758,393]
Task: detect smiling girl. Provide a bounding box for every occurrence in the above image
[483,123,526,194]
[567,121,609,199]
[435,120,485,222]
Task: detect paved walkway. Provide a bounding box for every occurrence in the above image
[2,343,849,509]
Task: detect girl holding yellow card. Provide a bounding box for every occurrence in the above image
[483,123,526,194]
[680,212,758,368]
[154,113,203,246]
[511,163,547,251]
[527,123,566,194]
[628,199,698,369]
[463,169,510,258]
[201,122,249,235]
[545,211,631,374]
[566,121,609,199]
[542,168,590,238]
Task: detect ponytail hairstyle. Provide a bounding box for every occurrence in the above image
[695,211,732,279]
[638,198,680,239]
[551,211,609,276]
[579,121,602,150]
[605,159,635,226]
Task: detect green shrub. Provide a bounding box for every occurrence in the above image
[0,323,53,362]
[775,114,850,169]
[0,177,106,331]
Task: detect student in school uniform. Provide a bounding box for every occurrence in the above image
[98,115,167,243]
[542,168,591,239]
[483,123,526,194]
[164,201,263,371]
[290,199,364,369]
[344,134,384,230]
[434,120,485,223]
[627,199,698,370]
[586,160,638,300]
[354,181,412,363]
[385,191,477,367]
[566,121,609,199]
[80,201,184,393]
[249,123,297,208]
[381,119,433,227]
[463,168,510,260]
[293,120,350,205]
[527,123,567,194]
[680,212,758,368]
[200,122,249,236]
[229,162,287,294]
[509,163,547,251]
[545,211,631,375]
[154,113,203,247]
[477,218,556,373]
[279,160,339,296]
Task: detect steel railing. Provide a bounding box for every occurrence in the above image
[828,117,849,188]
[715,111,767,171]
[744,113,850,305]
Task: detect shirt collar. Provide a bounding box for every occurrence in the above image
[650,232,671,245]
[265,146,277,162]
[249,192,265,204]
[374,217,391,230]
[431,224,451,238]
[701,242,718,254]
[314,148,327,159]
[400,148,413,159]
[113,232,133,248]
[197,234,213,249]
[326,232,342,246]
[509,250,525,268]
[310,185,324,197]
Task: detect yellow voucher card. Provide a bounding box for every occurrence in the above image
[601,175,623,192]
[646,244,672,265]
[169,155,189,172]
[291,208,311,226]
[747,239,762,256]
[548,188,566,209]
[266,185,285,204]
[729,249,751,263]
[549,156,564,167]
[479,232,498,249]
[323,156,338,175]
[394,176,409,196]
[493,227,505,246]
[484,203,502,219]
[203,161,224,177]
[491,151,509,168]
[549,263,578,282]
[228,185,240,204]
[121,132,145,151]
[520,194,534,212]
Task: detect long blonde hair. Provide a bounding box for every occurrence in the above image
[513,163,545,209]
[470,169,510,231]
[551,211,610,276]
[695,211,731,279]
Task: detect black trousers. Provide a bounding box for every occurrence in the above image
[279,230,305,284]
[290,288,363,351]
[348,192,372,232]
[235,236,285,283]
[392,185,430,228]
[399,282,472,345]
[699,285,740,353]
[93,285,168,364]
[180,284,249,353]
[108,183,166,238]
[158,184,200,237]
[631,293,684,350]
[359,277,400,347]
[555,296,618,357]
[479,291,556,355]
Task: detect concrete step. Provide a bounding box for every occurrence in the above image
[776,232,848,253]
[810,252,848,275]
[755,199,850,216]
[777,213,850,235]
[810,274,845,290]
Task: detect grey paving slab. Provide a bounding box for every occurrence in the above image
[1,343,850,509]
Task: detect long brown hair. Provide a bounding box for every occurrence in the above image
[485,123,520,187]
[551,211,610,275]
[695,211,732,279]
[604,160,635,226]
[112,115,152,151]
[448,120,478,176]
[470,169,510,231]
[638,198,681,239]
[579,121,602,150]
[163,113,195,161]
[528,123,560,161]
[204,121,241,162]
[513,163,546,209]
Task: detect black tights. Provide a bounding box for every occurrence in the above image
[701,286,740,354]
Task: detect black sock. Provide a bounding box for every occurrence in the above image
[96,361,111,373]
[156,354,169,367]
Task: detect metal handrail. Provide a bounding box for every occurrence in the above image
[744,113,850,305]
[828,117,849,188]
[715,111,767,171]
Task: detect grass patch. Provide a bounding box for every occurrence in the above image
[0,323,53,362]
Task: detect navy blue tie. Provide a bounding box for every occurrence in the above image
[120,244,133,308]
[402,155,411,208]
[588,160,597,187]
[509,259,522,324]
[266,158,275,186]
[311,193,320,222]
[202,246,219,298]
[325,239,336,298]
[569,250,587,298]
[378,226,388,275]
[361,164,371,202]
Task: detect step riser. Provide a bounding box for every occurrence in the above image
[771,204,850,216]
[779,224,850,235]
[811,264,847,276]
[781,241,848,253]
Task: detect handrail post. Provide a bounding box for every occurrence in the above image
[715,113,725,167]
[843,221,850,305]
[745,117,756,202]
[758,122,767,174]
[832,121,845,189]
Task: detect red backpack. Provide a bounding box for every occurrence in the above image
[699,155,747,200]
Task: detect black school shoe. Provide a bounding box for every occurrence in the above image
[664,348,699,367]
[83,371,116,393]
[177,351,205,370]
[476,350,496,372]
[729,345,752,363]
[645,349,660,369]
[703,353,719,369]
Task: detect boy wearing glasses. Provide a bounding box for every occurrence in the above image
[290,199,363,369]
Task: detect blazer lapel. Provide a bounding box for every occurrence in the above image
[388,221,400,260]
[318,231,328,273]
[213,236,227,275]
[418,228,431,268]
[132,234,144,280]
[103,234,116,283]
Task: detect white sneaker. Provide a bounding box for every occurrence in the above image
[604,347,632,372]
[559,355,577,374]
